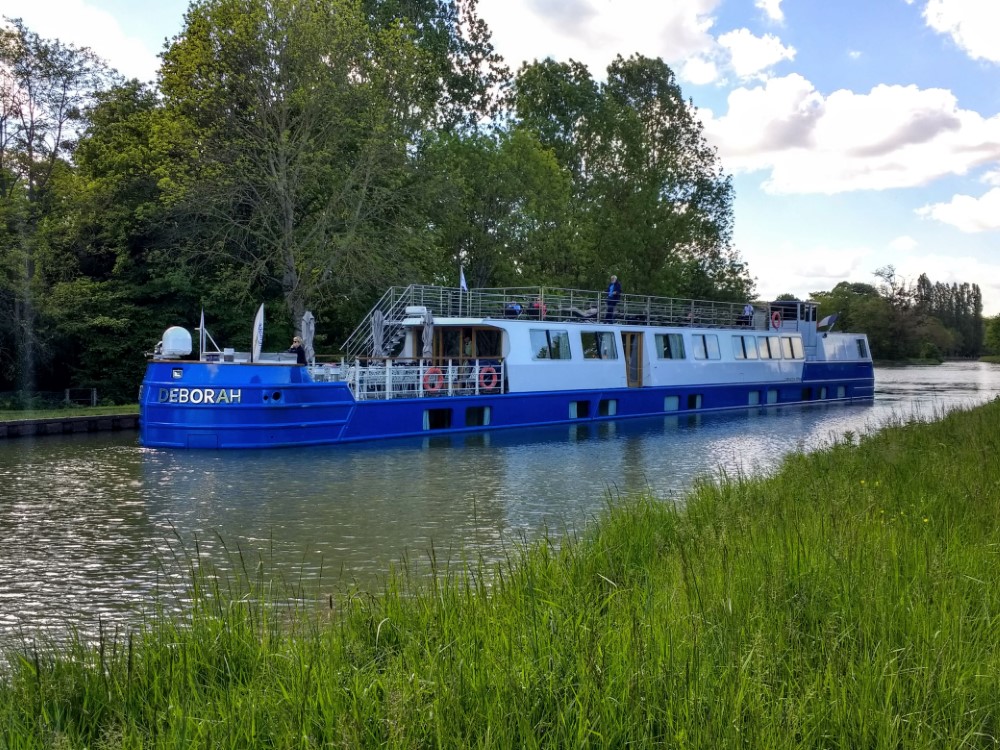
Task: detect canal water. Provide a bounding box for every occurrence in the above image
[1,363,998,643]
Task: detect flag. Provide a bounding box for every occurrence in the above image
[818,312,839,329]
[251,303,265,362]
[199,309,206,360]
[459,265,468,292]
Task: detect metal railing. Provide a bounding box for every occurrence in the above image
[340,358,505,401]
[342,284,763,360]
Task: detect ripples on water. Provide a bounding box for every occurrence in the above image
[1,363,998,642]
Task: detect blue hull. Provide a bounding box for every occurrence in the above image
[140,362,875,449]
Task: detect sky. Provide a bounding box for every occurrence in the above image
[5,0,1000,313]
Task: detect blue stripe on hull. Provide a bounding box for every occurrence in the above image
[140,362,874,449]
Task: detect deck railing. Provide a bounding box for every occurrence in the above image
[342,284,760,360]
[333,357,506,401]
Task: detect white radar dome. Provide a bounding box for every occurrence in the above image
[161,326,193,357]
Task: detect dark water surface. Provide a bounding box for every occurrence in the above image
[2,363,998,641]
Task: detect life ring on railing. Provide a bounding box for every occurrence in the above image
[479,365,499,391]
[423,367,444,392]
[771,310,782,329]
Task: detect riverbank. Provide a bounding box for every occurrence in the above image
[0,405,138,439]
[4,399,1000,746]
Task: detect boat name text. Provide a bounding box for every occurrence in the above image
[158,388,242,404]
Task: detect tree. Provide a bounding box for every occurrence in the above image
[0,18,118,391]
[158,0,439,328]
[511,54,752,300]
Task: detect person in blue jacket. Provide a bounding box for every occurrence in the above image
[605,275,622,321]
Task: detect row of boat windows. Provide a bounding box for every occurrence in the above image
[529,329,806,362]
[421,385,852,430]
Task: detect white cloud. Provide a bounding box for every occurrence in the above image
[3,0,159,82]
[718,29,795,80]
[479,0,721,77]
[916,188,1000,232]
[923,0,1000,64]
[703,76,1000,194]
[755,0,784,23]
[889,236,918,251]
[982,170,1000,186]
[681,57,719,86]
[848,49,862,60]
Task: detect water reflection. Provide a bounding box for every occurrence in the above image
[1,362,999,642]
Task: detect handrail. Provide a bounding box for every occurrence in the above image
[341,284,781,359]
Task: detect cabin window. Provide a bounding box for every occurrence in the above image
[664,396,679,412]
[465,406,491,426]
[530,329,571,360]
[569,401,590,418]
[791,337,804,359]
[733,335,758,360]
[767,389,779,404]
[781,337,794,359]
[837,386,846,398]
[598,399,617,416]
[819,386,828,399]
[582,331,618,359]
[423,409,452,430]
[856,339,868,359]
[655,333,685,359]
[758,336,782,359]
[692,334,720,360]
[802,387,813,401]
[687,394,702,409]
[748,390,761,405]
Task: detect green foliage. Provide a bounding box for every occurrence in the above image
[6,401,1000,745]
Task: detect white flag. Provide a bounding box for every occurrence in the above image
[460,266,468,292]
[251,304,265,362]
[199,309,206,360]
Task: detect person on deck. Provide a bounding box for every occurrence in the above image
[530,297,547,319]
[605,275,622,321]
[288,336,308,365]
[741,302,754,327]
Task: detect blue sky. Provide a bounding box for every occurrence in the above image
[7,0,1000,313]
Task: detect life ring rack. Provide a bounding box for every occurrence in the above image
[771,310,782,329]
[479,365,499,392]
[423,366,445,392]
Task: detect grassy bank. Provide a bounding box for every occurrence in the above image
[0,404,138,422]
[4,401,1000,747]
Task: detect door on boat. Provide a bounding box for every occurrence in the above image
[622,332,644,387]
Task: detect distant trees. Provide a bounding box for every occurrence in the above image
[812,267,984,361]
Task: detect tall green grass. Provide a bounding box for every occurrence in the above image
[4,400,1000,747]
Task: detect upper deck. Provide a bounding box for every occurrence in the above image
[342,284,817,360]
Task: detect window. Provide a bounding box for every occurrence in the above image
[664,396,679,411]
[530,329,571,360]
[423,409,452,430]
[781,337,794,359]
[767,389,778,404]
[582,331,618,359]
[569,401,590,418]
[758,336,782,359]
[791,337,804,359]
[733,335,758,360]
[856,339,868,359]
[687,394,702,409]
[465,406,491,427]
[655,333,686,359]
[598,399,617,416]
[692,334,720,360]
[748,390,761,405]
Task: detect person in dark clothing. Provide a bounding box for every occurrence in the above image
[288,336,307,364]
[605,275,622,321]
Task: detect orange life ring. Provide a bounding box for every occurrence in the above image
[771,311,782,329]
[423,367,444,392]
[479,365,498,391]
